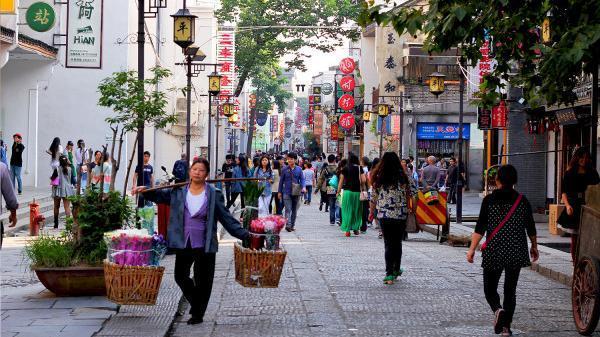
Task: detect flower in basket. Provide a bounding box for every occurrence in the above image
[151,233,168,266]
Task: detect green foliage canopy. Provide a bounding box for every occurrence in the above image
[216,0,361,96]
[359,0,600,108]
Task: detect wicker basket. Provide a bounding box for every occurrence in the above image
[103,260,165,305]
[234,242,286,288]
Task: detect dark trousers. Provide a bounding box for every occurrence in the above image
[174,248,216,318]
[328,195,337,223]
[225,183,232,205]
[270,192,282,215]
[320,190,328,210]
[448,184,457,203]
[483,267,521,327]
[380,218,406,276]
[227,192,245,209]
[361,200,369,232]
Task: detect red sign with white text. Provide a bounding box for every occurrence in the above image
[338,94,355,111]
[492,100,508,128]
[339,76,355,92]
[339,113,355,130]
[339,57,355,74]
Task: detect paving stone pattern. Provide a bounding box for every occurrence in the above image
[169,202,590,337]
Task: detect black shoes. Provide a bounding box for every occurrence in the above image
[353,230,360,235]
[494,309,505,334]
[187,316,203,325]
[319,204,323,211]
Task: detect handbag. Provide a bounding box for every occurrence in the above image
[481,194,523,251]
[358,166,368,201]
[51,176,60,186]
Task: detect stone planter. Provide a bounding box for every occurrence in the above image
[33,266,106,296]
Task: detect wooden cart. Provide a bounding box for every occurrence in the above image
[572,185,600,335]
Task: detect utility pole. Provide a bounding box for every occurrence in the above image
[456,57,465,225]
[136,0,145,207]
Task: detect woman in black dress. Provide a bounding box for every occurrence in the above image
[467,165,539,337]
[558,148,600,263]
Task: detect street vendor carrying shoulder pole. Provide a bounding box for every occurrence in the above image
[132,158,250,325]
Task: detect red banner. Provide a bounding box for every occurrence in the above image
[492,100,508,128]
[339,57,355,74]
[331,123,339,140]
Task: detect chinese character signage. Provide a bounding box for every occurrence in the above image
[339,76,355,92]
[339,57,355,74]
[391,115,401,135]
[338,94,355,111]
[376,27,402,96]
[26,2,56,32]
[314,112,323,136]
[270,115,278,133]
[478,108,492,130]
[339,113,355,130]
[330,123,339,140]
[313,86,321,95]
[416,122,471,140]
[491,100,508,129]
[217,26,236,105]
[66,0,103,68]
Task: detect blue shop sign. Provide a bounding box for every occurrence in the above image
[416,122,470,140]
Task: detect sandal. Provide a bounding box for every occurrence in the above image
[383,275,394,285]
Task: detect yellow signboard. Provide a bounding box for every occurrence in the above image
[0,0,16,14]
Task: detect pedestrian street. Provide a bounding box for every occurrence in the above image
[170,201,581,337]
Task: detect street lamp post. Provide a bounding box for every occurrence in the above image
[377,103,390,157]
[428,64,464,224]
[208,72,222,169]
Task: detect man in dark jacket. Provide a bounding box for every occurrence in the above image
[172,153,189,183]
[316,154,337,223]
[10,133,24,195]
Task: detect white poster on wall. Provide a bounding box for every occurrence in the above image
[66,0,103,68]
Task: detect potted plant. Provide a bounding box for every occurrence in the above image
[25,189,134,296]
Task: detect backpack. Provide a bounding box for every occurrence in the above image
[173,160,187,180]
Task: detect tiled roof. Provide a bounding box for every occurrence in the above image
[1,26,58,59]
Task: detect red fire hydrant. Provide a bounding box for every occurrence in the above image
[29,200,45,236]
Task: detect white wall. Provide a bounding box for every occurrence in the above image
[359,34,379,159]
[1,0,130,189]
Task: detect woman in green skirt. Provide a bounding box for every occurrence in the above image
[337,153,366,237]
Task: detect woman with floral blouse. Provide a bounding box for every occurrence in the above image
[369,152,417,285]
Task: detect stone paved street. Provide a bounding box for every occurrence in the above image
[170,201,590,337]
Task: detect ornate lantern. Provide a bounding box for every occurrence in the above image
[363,109,371,123]
[171,8,197,50]
[377,103,390,118]
[208,72,221,95]
[222,101,235,117]
[428,72,446,97]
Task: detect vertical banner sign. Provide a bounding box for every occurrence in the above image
[217,26,236,106]
[492,100,508,129]
[270,115,278,133]
[331,123,339,140]
[478,108,492,130]
[391,115,401,135]
[66,0,103,68]
[314,112,323,136]
[279,120,285,141]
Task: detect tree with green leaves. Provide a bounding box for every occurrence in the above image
[246,64,293,156]
[97,67,177,195]
[216,0,361,97]
[359,0,600,108]
[302,131,322,157]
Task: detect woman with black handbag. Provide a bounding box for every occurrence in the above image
[369,152,416,285]
[557,148,600,263]
[467,165,538,336]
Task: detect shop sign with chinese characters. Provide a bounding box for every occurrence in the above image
[339,57,355,74]
[339,113,355,130]
[338,94,354,111]
[26,2,55,32]
[491,100,508,129]
[478,108,492,130]
[330,123,339,140]
[66,0,103,68]
[217,26,236,104]
[339,76,355,92]
[270,115,278,133]
[314,112,323,136]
